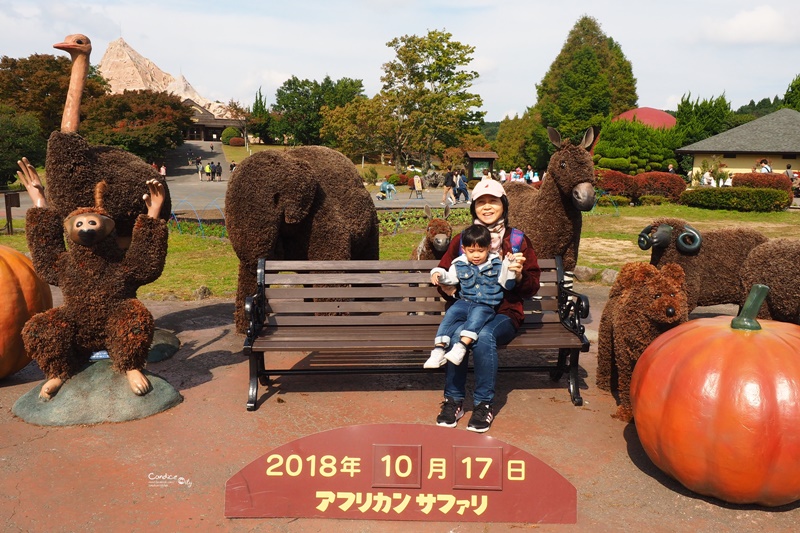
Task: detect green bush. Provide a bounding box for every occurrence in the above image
[639,195,670,206]
[221,127,241,145]
[731,172,793,208]
[680,187,789,212]
[597,157,630,171]
[596,195,630,207]
[361,167,378,184]
[229,137,245,147]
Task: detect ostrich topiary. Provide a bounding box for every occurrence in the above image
[42,34,171,251]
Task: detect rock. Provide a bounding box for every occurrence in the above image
[193,285,212,300]
[601,269,619,285]
[148,328,180,363]
[12,360,182,426]
[573,266,599,282]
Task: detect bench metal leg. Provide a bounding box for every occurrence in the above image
[550,348,568,381]
[568,349,583,406]
[247,354,261,411]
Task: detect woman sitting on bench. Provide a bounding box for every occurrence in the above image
[430,179,541,433]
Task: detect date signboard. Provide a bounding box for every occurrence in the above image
[225,424,576,523]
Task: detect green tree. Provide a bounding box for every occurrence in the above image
[481,121,500,142]
[0,105,47,187]
[224,99,251,147]
[736,95,783,117]
[673,93,732,174]
[322,92,418,169]
[80,90,193,163]
[494,113,534,170]
[525,15,637,163]
[272,75,364,146]
[534,16,636,136]
[784,74,800,112]
[381,29,484,171]
[249,87,272,144]
[0,53,107,136]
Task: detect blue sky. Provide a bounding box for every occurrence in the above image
[2,0,799,121]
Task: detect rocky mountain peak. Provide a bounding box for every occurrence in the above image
[97,38,226,117]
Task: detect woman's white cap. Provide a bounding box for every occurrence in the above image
[471,179,506,200]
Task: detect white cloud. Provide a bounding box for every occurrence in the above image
[704,5,800,44]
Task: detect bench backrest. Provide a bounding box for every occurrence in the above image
[257,258,564,329]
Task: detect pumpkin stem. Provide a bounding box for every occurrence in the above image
[731,284,770,331]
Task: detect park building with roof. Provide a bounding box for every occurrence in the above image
[676,108,800,175]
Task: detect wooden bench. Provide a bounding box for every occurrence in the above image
[242,258,590,411]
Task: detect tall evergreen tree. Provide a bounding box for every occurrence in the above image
[673,93,733,174]
[524,15,637,165]
[249,87,272,143]
[493,113,533,170]
[784,74,800,112]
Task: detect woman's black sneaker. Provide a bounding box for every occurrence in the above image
[467,403,494,433]
[436,397,464,427]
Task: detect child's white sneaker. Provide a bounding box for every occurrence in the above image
[423,346,447,368]
[444,342,468,365]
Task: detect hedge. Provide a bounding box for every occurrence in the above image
[229,137,245,147]
[596,194,630,207]
[680,187,790,212]
[596,170,686,202]
[731,172,793,208]
[596,169,637,198]
[636,172,686,202]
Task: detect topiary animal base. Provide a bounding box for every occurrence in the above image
[12,360,182,426]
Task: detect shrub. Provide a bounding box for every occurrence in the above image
[361,167,378,184]
[639,195,671,206]
[635,172,686,202]
[229,137,245,147]
[597,157,631,172]
[680,187,790,212]
[221,127,241,145]
[596,194,630,207]
[596,169,637,198]
[731,172,792,208]
[396,173,410,187]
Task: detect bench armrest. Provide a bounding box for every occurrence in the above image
[244,257,268,348]
[557,282,590,351]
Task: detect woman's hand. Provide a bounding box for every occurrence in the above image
[507,252,525,281]
[16,158,47,208]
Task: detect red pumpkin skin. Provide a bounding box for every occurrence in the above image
[631,317,800,507]
[0,245,53,378]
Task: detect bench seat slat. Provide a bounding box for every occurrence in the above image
[265,299,560,314]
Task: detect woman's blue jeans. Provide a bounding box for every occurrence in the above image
[444,313,517,405]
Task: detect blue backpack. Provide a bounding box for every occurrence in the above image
[459,227,524,254]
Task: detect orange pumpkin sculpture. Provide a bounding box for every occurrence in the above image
[0,245,53,378]
[631,284,800,507]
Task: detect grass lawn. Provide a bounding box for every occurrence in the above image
[3,203,798,300]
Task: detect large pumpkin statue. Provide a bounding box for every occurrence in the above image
[631,284,800,507]
[0,245,53,378]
